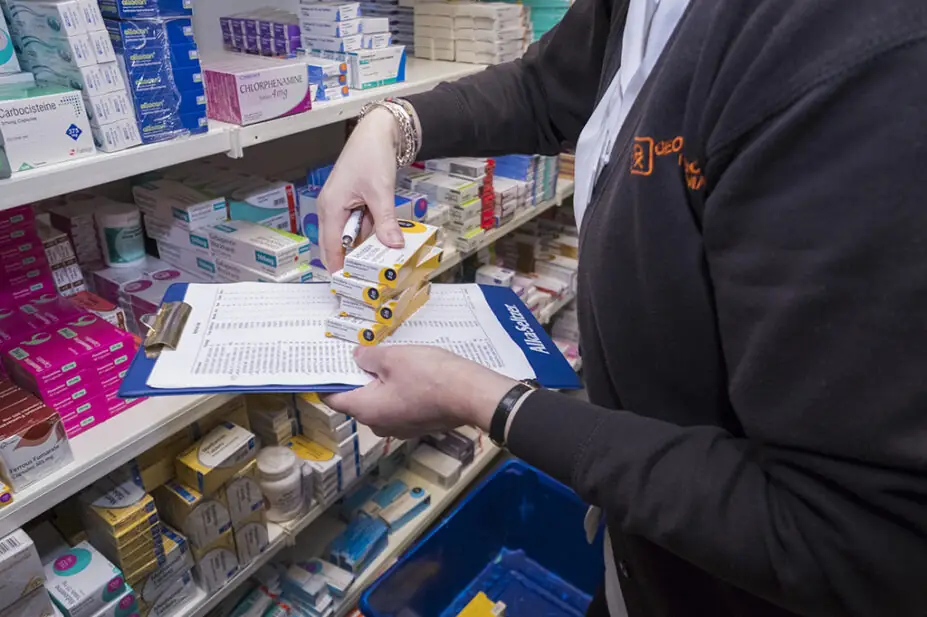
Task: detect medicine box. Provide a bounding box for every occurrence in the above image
[302,33,362,53]
[362,32,391,48]
[295,392,349,430]
[132,179,227,231]
[300,19,359,37]
[18,34,96,70]
[216,258,314,284]
[175,421,257,496]
[0,11,20,75]
[0,388,73,493]
[0,85,95,172]
[44,541,126,617]
[202,54,314,126]
[155,240,217,281]
[0,529,45,611]
[7,0,85,38]
[91,118,141,153]
[154,480,232,549]
[233,518,268,565]
[220,459,264,526]
[105,17,194,50]
[79,474,159,536]
[191,530,239,594]
[409,443,462,488]
[208,221,311,277]
[343,220,437,287]
[298,2,359,22]
[133,561,195,617]
[348,45,406,89]
[87,587,138,617]
[99,0,191,20]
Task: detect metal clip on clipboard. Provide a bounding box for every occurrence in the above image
[140,301,192,359]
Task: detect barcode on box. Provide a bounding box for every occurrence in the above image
[273,197,286,206]
[0,533,22,555]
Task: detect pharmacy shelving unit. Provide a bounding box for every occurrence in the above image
[230,59,485,155]
[289,442,501,617]
[0,393,238,538]
[0,59,485,209]
[431,180,575,279]
[174,440,499,617]
[0,181,575,538]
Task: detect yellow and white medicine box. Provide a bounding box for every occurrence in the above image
[284,435,343,484]
[207,221,312,277]
[295,393,349,430]
[79,475,158,536]
[86,522,163,577]
[125,427,194,492]
[343,220,437,287]
[175,421,257,496]
[154,480,232,549]
[219,460,264,527]
[456,592,506,617]
[0,529,44,611]
[339,282,418,325]
[191,531,239,594]
[191,396,250,438]
[331,245,443,307]
[127,527,194,617]
[325,314,391,346]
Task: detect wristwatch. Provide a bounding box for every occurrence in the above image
[489,381,538,448]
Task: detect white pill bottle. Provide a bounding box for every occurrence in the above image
[95,202,144,267]
[257,447,305,522]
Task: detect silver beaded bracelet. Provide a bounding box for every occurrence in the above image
[358,99,421,168]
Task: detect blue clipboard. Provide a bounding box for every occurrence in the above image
[119,282,581,398]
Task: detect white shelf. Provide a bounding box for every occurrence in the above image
[0,126,235,209]
[431,180,574,279]
[0,393,237,537]
[285,442,501,617]
[232,59,485,155]
[0,60,485,210]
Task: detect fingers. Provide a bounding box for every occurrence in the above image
[352,345,391,375]
[318,189,349,272]
[366,183,405,249]
[324,383,381,423]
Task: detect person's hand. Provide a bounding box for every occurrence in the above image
[324,345,517,439]
[318,107,405,272]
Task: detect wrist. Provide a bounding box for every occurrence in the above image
[459,371,518,432]
[364,106,401,151]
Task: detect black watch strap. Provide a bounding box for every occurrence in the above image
[489,383,533,448]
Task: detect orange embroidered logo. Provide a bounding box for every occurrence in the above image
[631,135,706,191]
[631,137,654,176]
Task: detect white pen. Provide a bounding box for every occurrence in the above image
[342,208,365,249]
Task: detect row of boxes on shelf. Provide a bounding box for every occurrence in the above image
[0,0,206,174]
[414,1,531,65]
[215,425,486,617]
[0,391,403,617]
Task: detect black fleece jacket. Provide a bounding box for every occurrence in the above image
[406,1,927,615]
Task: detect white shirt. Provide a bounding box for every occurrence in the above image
[571,0,691,614]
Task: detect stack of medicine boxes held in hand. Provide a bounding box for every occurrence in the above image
[326,219,442,346]
[300,0,407,92]
[104,0,207,145]
[4,0,142,153]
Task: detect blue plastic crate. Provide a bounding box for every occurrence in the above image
[360,460,604,617]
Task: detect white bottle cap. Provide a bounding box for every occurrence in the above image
[257,446,298,481]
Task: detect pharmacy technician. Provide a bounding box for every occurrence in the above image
[319,0,927,615]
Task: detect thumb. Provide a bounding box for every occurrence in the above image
[367,185,404,249]
[323,383,381,422]
[353,345,391,375]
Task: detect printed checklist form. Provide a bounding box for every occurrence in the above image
[139,283,563,393]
